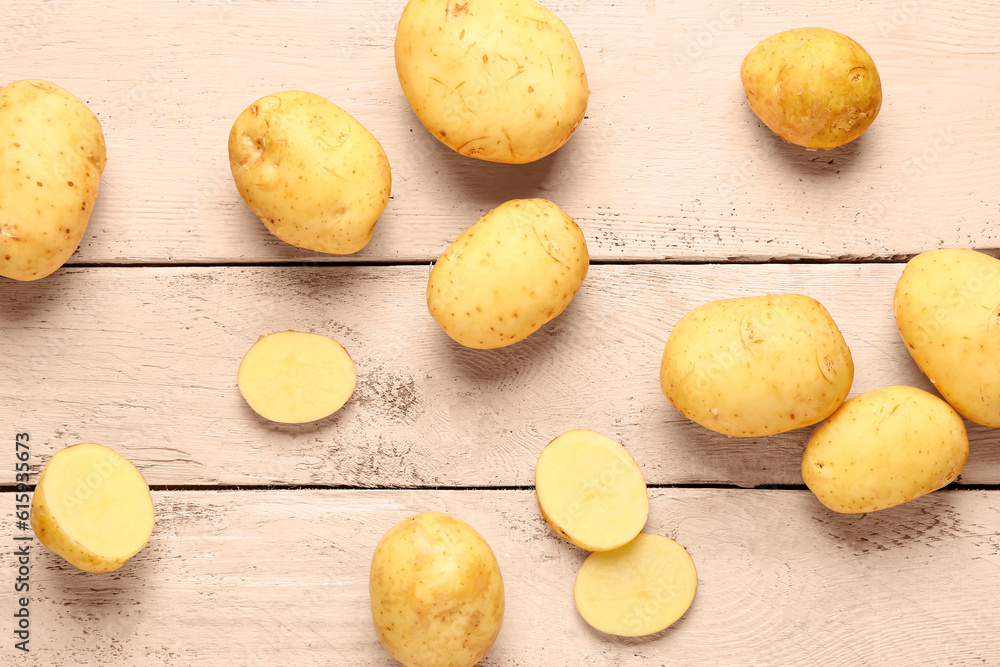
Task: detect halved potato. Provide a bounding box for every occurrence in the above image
[237,330,356,424]
[574,533,697,637]
[31,443,155,573]
[535,429,648,551]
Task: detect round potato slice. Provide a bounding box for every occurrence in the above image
[574,533,698,637]
[237,330,356,424]
[31,443,155,573]
[535,429,648,551]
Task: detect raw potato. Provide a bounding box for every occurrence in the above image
[427,198,588,349]
[228,90,391,255]
[395,0,588,163]
[535,429,648,551]
[895,248,1000,426]
[802,386,968,514]
[574,533,698,637]
[370,511,504,667]
[0,79,106,281]
[30,443,154,573]
[740,27,881,149]
[237,330,356,424]
[660,294,854,437]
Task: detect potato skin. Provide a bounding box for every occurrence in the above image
[395,0,588,163]
[0,79,106,281]
[895,249,1000,426]
[369,512,504,667]
[660,294,854,437]
[427,198,588,349]
[228,90,390,255]
[740,27,881,149]
[802,386,968,513]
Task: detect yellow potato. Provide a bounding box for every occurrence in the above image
[574,533,698,637]
[535,429,648,551]
[370,511,504,667]
[803,386,968,513]
[395,0,588,163]
[740,27,881,149]
[31,443,154,573]
[895,248,1000,426]
[660,294,854,437]
[427,198,588,349]
[228,90,390,255]
[237,330,356,424]
[0,79,106,281]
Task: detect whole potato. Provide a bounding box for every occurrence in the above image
[802,386,968,513]
[427,198,588,349]
[370,511,504,667]
[740,27,881,149]
[228,90,390,255]
[660,294,854,437]
[895,248,1000,426]
[395,0,588,163]
[0,79,106,281]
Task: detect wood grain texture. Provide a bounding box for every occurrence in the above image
[1,0,998,264]
[0,488,996,666]
[2,264,999,488]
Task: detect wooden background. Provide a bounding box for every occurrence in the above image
[1,1,998,665]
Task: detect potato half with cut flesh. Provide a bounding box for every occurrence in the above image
[574,533,697,637]
[30,443,154,573]
[535,429,648,551]
[237,330,356,424]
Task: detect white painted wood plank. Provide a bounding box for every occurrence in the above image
[3,264,998,487]
[1,0,998,264]
[0,488,996,665]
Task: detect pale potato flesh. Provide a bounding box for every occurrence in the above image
[535,429,648,551]
[895,248,1000,426]
[574,533,698,637]
[370,511,504,667]
[802,386,968,513]
[30,443,154,573]
[237,330,356,424]
[427,198,588,349]
[228,90,391,255]
[741,27,881,149]
[0,79,106,281]
[660,294,854,437]
[395,0,588,163]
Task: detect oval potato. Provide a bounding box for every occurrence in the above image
[370,511,504,667]
[0,79,106,281]
[395,0,588,163]
[895,248,1000,426]
[660,294,854,437]
[740,27,881,149]
[803,386,968,513]
[228,90,391,255]
[427,198,588,349]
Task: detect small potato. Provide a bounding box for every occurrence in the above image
[535,429,648,551]
[395,0,588,163]
[660,294,854,437]
[228,90,390,255]
[0,79,106,281]
[574,533,698,637]
[237,330,356,424]
[740,27,881,149]
[370,511,504,667]
[427,198,588,349]
[803,386,968,514]
[895,248,1000,426]
[31,443,155,573]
